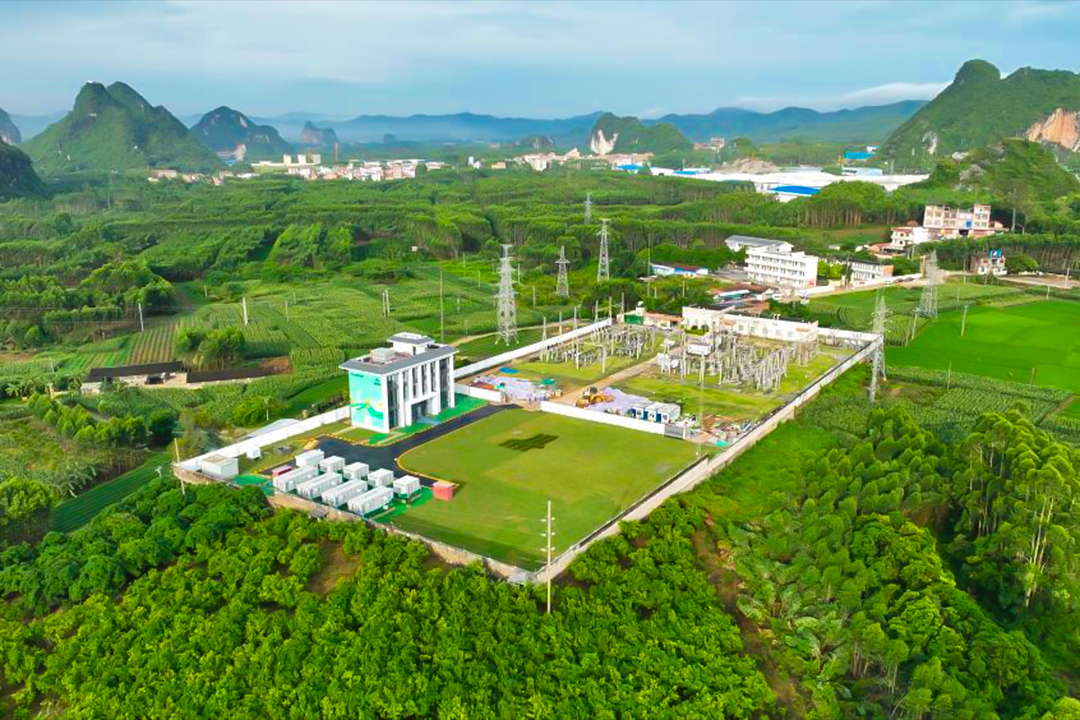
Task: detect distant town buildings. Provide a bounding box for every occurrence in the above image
[649,262,710,277]
[724,235,794,254]
[887,203,1003,251]
[971,250,1007,277]
[693,137,726,152]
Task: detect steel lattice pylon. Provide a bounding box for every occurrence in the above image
[596,218,611,283]
[556,245,570,298]
[869,292,888,403]
[916,250,939,319]
[495,244,519,345]
[584,192,593,225]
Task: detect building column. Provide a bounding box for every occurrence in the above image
[396,370,409,428]
[429,360,443,415]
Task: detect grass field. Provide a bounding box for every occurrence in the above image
[616,349,848,423]
[280,375,348,416]
[888,300,1080,393]
[393,409,699,568]
[512,355,641,392]
[50,453,170,533]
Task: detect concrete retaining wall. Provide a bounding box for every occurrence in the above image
[539,400,667,435]
[453,319,612,379]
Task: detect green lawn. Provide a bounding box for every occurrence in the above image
[684,422,840,523]
[281,375,348,416]
[51,453,170,533]
[393,409,699,569]
[512,355,641,392]
[888,300,1080,393]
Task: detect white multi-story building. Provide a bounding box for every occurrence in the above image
[745,246,818,289]
[847,261,893,283]
[340,333,457,433]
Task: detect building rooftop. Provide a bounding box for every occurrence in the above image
[387,332,434,346]
[725,235,790,249]
[340,343,456,376]
[772,185,820,196]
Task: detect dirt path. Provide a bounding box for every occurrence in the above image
[553,356,656,407]
[691,528,802,715]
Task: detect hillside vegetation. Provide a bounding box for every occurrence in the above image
[23,82,220,175]
[656,100,925,144]
[0,107,20,145]
[915,139,1080,204]
[0,141,43,199]
[191,106,292,162]
[589,113,691,155]
[884,59,1080,169]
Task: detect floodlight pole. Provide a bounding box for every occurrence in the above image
[544,500,554,614]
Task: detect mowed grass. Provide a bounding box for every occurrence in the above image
[454,327,544,362]
[393,409,699,568]
[51,453,170,533]
[888,300,1080,393]
[512,355,641,392]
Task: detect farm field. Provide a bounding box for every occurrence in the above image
[453,327,545,363]
[50,453,170,533]
[888,300,1080,394]
[393,408,699,568]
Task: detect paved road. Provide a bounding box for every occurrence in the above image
[314,403,511,487]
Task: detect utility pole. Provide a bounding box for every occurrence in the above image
[532,285,537,309]
[242,297,249,326]
[137,302,144,333]
[542,500,555,614]
[439,269,446,342]
[584,192,593,225]
[961,304,969,337]
[383,289,391,317]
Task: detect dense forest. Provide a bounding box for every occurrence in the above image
[0,387,1077,716]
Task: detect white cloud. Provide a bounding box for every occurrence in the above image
[733,81,948,113]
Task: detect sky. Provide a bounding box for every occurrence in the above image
[3,0,1080,119]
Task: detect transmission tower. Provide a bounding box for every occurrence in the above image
[556,246,570,298]
[495,244,519,345]
[915,250,939,319]
[584,192,593,225]
[869,292,888,403]
[596,218,611,283]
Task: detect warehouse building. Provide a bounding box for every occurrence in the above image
[340,333,457,432]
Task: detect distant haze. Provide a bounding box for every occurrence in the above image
[1,0,1078,118]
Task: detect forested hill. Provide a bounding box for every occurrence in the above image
[299,121,338,148]
[191,106,293,162]
[330,111,603,146]
[0,140,43,199]
[588,113,692,155]
[0,107,20,145]
[883,59,1080,170]
[915,139,1080,204]
[22,82,220,175]
[652,100,925,143]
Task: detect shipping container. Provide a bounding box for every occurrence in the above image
[295,449,325,469]
[368,468,395,487]
[392,475,421,498]
[321,479,370,507]
[343,462,369,481]
[273,466,317,492]
[319,456,345,474]
[297,472,343,500]
[347,487,394,516]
